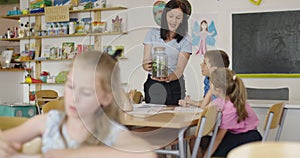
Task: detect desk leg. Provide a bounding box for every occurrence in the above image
[178,127,188,158]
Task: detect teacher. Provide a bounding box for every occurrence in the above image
[142,0,192,105]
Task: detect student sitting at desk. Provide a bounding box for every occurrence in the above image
[195,68,262,158]
[178,50,230,108]
[0,51,156,158]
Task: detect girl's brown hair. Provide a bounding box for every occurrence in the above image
[210,68,248,123]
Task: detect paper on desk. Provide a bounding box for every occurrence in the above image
[128,104,202,115]
[174,106,203,113]
[129,104,165,115]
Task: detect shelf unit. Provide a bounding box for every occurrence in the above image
[0,32,127,41]
[0,7,127,20]
[20,82,64,85]
[0,68,24,72]
[1,6,128,97]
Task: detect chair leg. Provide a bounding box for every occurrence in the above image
[206,111,222,158]
[275,108,287,141]
[178,127,188,158]
[262,113,274,142]
[36,105,41,114]
[191,118,206,158]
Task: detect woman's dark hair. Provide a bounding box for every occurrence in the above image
[160,0,189,43]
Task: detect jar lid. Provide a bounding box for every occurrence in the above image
[154,47,165,52]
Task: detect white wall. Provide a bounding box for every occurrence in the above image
[106,0,300,142]
[0,4,24,103]
[2,1,300,139]
[1,0,298,101]
[103,0,300,101]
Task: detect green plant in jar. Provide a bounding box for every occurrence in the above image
[152,47,168,78]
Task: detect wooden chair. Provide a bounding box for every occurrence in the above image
[262,102,287,142]
[128,89,143,104]
[246,87,289,100]
[35,90,59,114]
[0,116,42,154]
[191,105,222,158]
[154,105,222,158]
[42,97,65,113]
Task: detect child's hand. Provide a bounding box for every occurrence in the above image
[0,131,21,158]
[178,99,188,106]
[178,95,191,106]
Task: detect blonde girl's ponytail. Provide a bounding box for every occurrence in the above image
[211,68,248,123]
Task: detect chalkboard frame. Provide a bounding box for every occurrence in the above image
[232,10,300,78]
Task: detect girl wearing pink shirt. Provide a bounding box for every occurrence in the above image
[200,68,262,158]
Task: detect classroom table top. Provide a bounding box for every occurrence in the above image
[119,112,199,129]
[227,142,300,158]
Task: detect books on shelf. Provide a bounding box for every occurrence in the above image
[62,42,75,59]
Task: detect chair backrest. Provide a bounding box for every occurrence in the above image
[128,89,143,104]
[262,102,287,141]
[42,98,65,113]
[192,105,222,158]
[35,90,59,106]
[35,90,59,114]
[0,116,28,130]
[194,105,218,137]
[246,87,289,100]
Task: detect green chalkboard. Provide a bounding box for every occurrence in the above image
[232,10,300,76]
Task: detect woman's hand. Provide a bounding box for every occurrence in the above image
[150,76,168,82]
[151,72,179,83]
[142,61,152,72]
[167,73,179,82]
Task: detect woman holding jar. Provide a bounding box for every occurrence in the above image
[142,0,192,105]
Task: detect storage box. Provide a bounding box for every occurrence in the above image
[30,0,52,9]
[0,103,36,118]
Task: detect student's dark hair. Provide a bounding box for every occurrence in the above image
[160,0,189,43]
[210,68,248,123]
[204,50,230,68]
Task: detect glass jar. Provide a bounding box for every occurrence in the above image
[152,47,168,78]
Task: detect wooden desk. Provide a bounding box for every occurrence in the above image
[227,142,300,158]
[120,109,200,158]
[120,112,199,129]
